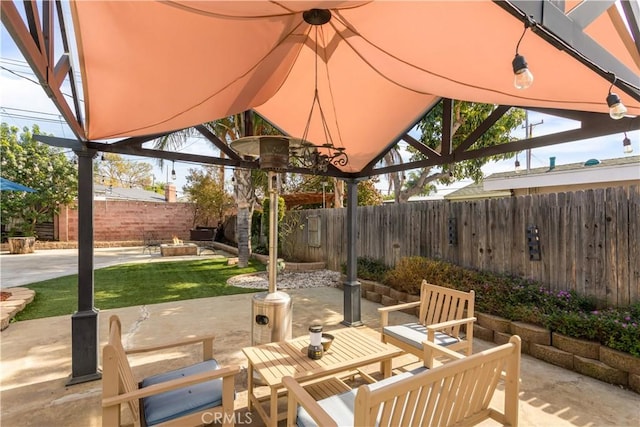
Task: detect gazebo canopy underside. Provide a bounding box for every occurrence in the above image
[3,0,639,177]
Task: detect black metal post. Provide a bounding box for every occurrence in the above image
[342,179,363,326]
[67,149,101,385]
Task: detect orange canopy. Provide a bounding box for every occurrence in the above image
[70,1,640,173]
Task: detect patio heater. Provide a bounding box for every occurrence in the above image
[230,136,293,347]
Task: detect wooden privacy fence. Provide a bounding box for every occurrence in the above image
[284,186,639,307]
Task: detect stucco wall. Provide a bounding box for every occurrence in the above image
[56,200,195,242]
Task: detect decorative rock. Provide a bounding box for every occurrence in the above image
[373,283,390,297]
[600,346,640,375]
[530,343,574,370]
[473,323,494,342]
[365,291,382,304]
[360,280,375,293]
[389,289,407,302]
[574,355,628,386]
[552,332,600,360]
[381,295,398,307]
[510,322,551,346]
[494,331,512,345]
[629,373,640,394]
[477,312,511,333]
[406,294,420,303]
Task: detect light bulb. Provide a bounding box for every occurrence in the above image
[623,136,633,154]
[171,169,177,180]
[515,159,522,173]
[606,93,627,119]
[512,54,533,90]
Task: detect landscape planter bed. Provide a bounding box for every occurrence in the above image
[358,280,640,394]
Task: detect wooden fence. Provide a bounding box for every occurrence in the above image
[283,186,639,307]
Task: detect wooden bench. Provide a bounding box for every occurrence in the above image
[379,281,476,368]
[102,315,239,427]
[283,336,521,427]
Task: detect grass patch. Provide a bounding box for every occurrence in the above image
[15,258,265,321]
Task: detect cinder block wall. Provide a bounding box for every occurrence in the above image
[57,201,194,242]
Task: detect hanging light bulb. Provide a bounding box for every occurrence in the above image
[623,133,633,154]
[606,76,627,120]
[171,161,177,180]
[513,54,533,90]
[606,93,627,119]
[512,19,534,90]
[515,159,522,173]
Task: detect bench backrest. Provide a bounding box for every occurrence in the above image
[354,336,520,427]
[419,281,475,338]
[103,315,141,425]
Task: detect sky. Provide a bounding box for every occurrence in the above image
[1,12,638,199]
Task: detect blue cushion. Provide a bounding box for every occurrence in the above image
[141,359,227,426]
[383,323,460,350]
[296,367,427,427]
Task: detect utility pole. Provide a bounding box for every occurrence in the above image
[522,111,544,172]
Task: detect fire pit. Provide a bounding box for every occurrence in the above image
[160,237,198,257]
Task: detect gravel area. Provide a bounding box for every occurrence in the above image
[227,269,342,289]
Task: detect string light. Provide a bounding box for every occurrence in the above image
[512,19,534,90]
[623,132,633,154]
[606,76,627,120]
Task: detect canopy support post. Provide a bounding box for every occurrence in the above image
[342,178,363,327]
[67,148,101,385]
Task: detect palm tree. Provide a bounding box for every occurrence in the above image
[152,113,280,267]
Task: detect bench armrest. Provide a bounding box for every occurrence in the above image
[102,364,240,407]
[378,301,421,326]
[422,340,465,367]
[125,334,216,360]
[282,376,338,427]
[426,316,476,332]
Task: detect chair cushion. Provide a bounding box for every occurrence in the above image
[141,359,227,426]
[296,367,427,427]
[383,323,460,350]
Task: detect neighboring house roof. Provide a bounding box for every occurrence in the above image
[94,184,166,202]
[484,156,640,191]
[444,181,511,201]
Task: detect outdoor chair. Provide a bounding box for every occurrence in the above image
[379,281,476,368]
[283,336,521,427]
[142,231,161,254]
[102,315,239,427]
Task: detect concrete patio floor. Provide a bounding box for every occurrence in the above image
[1,285,639,426]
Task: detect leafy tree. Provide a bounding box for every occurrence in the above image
[389,102,525,203]
[0,123,77,236]
[356,179,383,206]
[95,152,153,188]
[183,167,234,227]
[145,182,167,195]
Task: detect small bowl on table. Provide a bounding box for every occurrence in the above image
[321,333,334,352]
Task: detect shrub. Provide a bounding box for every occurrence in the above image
[341,257,391,282]
[383,257,436,294]
[380,256,638,356]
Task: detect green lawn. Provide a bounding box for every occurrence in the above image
[15,258,265,321]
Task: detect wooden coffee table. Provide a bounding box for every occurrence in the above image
[242,327,403,427]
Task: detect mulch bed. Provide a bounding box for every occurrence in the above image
[0,291,11,302]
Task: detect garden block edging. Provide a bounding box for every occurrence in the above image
[353,279,640,394]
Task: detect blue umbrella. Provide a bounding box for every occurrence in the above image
[0,177,36,192]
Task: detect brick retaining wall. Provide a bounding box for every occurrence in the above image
[56,200,194,242]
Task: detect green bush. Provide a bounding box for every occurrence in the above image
[379,256,638,357]
[382,257,436,294]
[341,257,391,282]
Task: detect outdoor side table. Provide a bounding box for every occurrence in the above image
[242,327,403,427]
